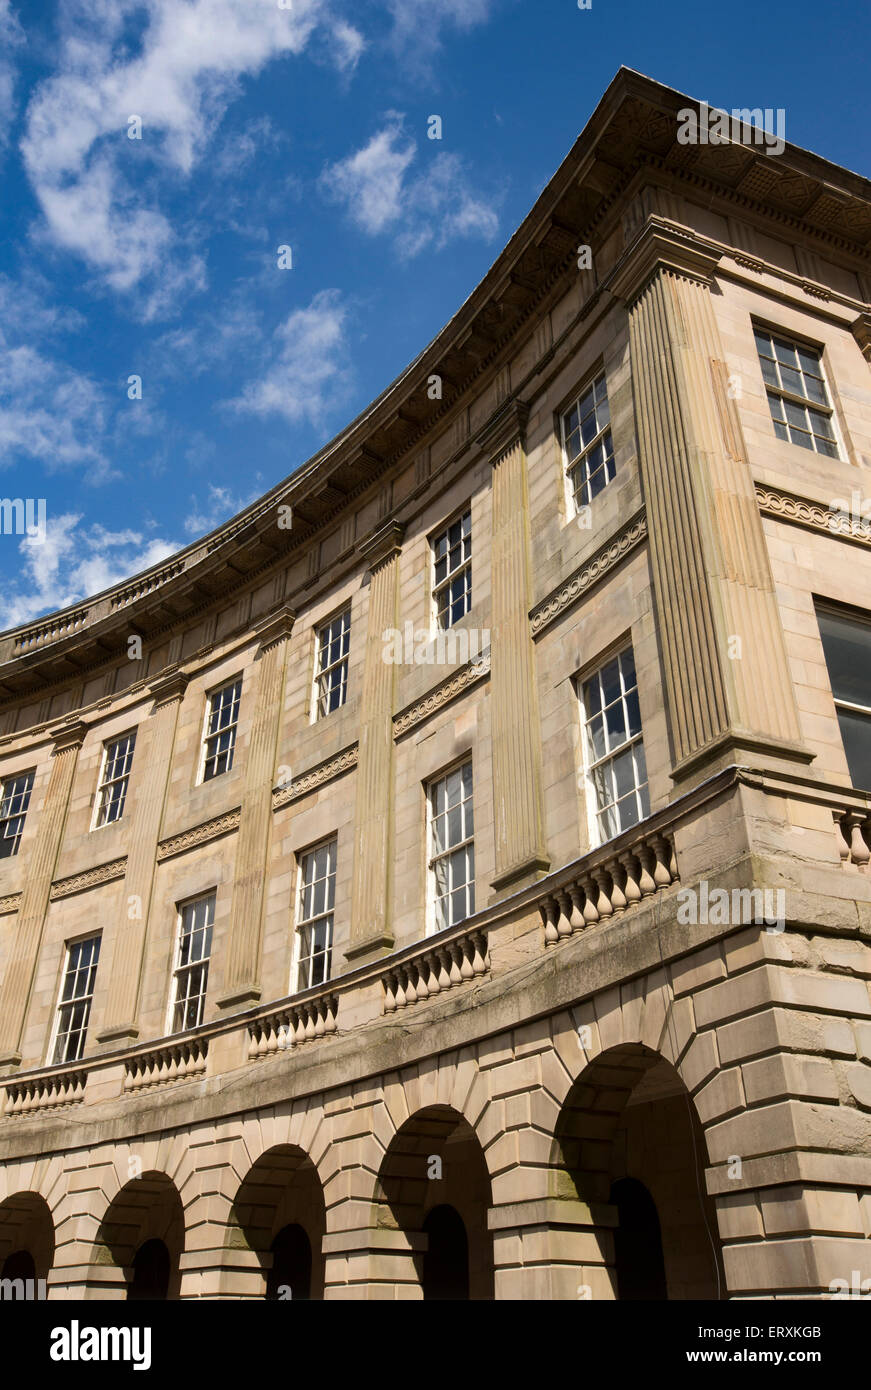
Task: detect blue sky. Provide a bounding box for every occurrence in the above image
[1,0,869,630]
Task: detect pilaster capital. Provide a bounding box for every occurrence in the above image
[850,311,871,363]
[149,665,189,709]
[607,216,722,307]
[476,396,530,464]
[359,519,405,573]
[49,719,87,755]
[253,601,296,654]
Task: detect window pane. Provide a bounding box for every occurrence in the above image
[818,611,871,707]
[837,709,871,794]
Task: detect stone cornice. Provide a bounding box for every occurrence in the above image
[272,744,359,809]
[607,217,722,305]
[475,397,530,462]
[149,667,189,708]
[393,654,491,738]
[156,808,241,862]
[50,858,127,901]
[530,514,649,636]
[252,603,296,653]
[755,484,871,547]
[358,520,405,572]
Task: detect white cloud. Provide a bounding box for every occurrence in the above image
[21,0,328,306]
[328,19,366,73]
[0,344,113,479]
[321,120,499,256]
[0,1,23,140]
[0,512,178,630]
[183,482,259,536]
[384,0,496,63]
[230,287,352,427]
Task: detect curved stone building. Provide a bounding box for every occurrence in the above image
[1,69,870,1301]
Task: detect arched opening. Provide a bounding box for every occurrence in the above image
[554,1045,725,1300]
[422,1204,470,1300]
[266,1224,312,1301]
[375,1105,493,1300]
[231,1146,325,1300]
[609,1177,667,1300]
[0,1192,54,1287]
[94,1173,184,1300]
[128,1238,171,1301]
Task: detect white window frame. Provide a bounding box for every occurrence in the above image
[199,678,242,784]
[312,608,351,721]
[560,370,616,517]
[293,838,337,992]
[91,731,136,830]
[579,645,650,847]
[168,894,215,1034]
[431,507,472,631]
[753,326,842,459]
[48,934,101,1065]
[0,768,35,859]
[426,760,475,936]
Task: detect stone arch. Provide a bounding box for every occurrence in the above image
[0,1191,55,1287]
[552,1043,725,1299]
[228,1144,326,1299]
[93,1171,185,1300]
[373,1104,493,1299]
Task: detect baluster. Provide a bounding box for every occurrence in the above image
[404,966,418,1007]
[325,996,338,1034]
[437,948,452,991]
[416,958,431,999]
[167,1049,180,1082]
[247,1028,259,1061]
[607,859,627,915]
[568,887,585,933]
[834,813,851,865]
[471,932,487,976]
[846,812,871,871]
[580,876,600,927]
[619,851,642,906]
[667,836,680,882]
[650,834,673,888]
[448,943,463,986]
[383,974,397,1013]
[314,1004,325,1038]
[424,951,440,994]
[541,897,559,947]
[394,970,407,1010]
[459,937,474,980]
[303,1008,316,1042]
[556,891,573,939]
[294,1010,307,1046]
[636,843,656,897]
[592,869,613,921]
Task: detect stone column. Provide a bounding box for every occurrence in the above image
[489,1197,617,1300]
[97,668,187,1045]
[346,521,404,964]
[0,719,85,1070]
[218,604,294,1010]
[610,217,811,783]
[478,399,549,897]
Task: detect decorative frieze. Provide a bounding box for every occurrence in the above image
[531,514,648,636]
[0,894,21,917]
[272,745,359,809]
[755,485,871,547]
[50,857,127,901]
[156,808,241,862]
[393,655,491,738]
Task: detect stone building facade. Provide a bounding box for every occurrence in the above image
[0,69,870,1301]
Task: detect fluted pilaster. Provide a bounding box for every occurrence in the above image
[347,522,403,960]
[97,669,188,1043]
[480,399,549,895]
[0,721,85,1068]
[218,605,294,1009]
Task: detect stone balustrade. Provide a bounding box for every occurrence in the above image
[3,1069,87,1116]
[124,1039,208,1093]
[540,827,679,947]
[248,995,339,1060]
[382,928,489,1013]
[834,808,871,873]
